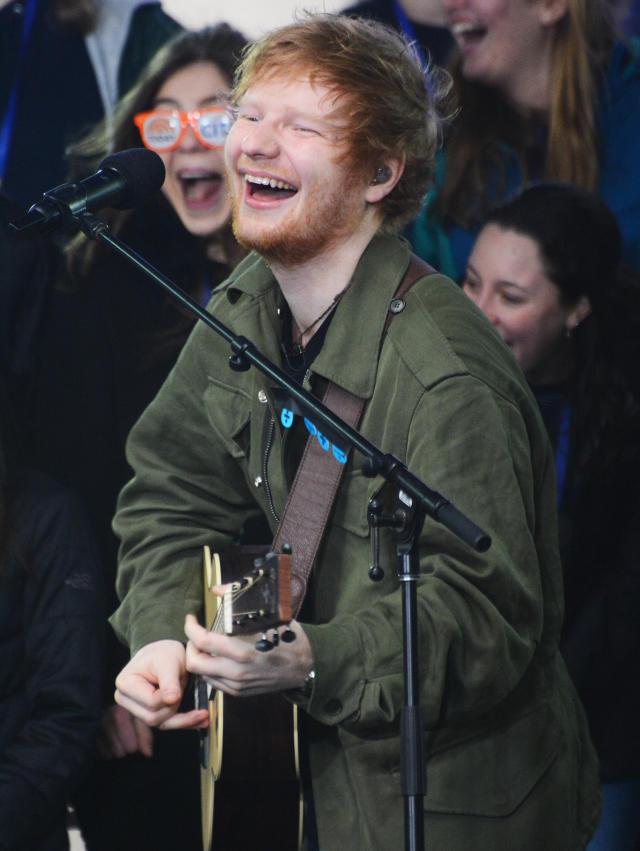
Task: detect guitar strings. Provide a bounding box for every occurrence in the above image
[210,573,266,633]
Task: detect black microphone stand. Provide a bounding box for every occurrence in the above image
[75,211,491,851]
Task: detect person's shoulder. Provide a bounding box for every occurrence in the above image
[392,266,531,398]
[128,1,183,39]
[118,3,184,96]
[12,468,88,524]
[395,268,488,359]
[339,0,389,20]
[11,469,97,556]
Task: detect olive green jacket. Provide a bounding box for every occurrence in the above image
[111,234,600,849]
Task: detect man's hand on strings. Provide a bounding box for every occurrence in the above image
[184,611,314,697]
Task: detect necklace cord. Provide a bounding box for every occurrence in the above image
[293,281,351,347]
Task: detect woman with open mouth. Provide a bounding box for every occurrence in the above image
[462,181,640,851]
[408,0,640,281]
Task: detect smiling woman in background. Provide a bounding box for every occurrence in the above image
[463,181,640,851]
[408,0,640,279]
[10,23,249,851]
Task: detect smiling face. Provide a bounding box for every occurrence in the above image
[442,0,566,108]
[151,61,232,237]
[463,224,588,384]
[224,73,379,268]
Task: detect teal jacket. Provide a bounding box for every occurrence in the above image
[111,234,600,849]
[409,39,640,279]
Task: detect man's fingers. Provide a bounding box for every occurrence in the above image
[113,686,176,728]
[184,613,253,661]
[113,639,187,725]
[158,708,210,731]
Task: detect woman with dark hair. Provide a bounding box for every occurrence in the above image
[0,369,104,850]
[9,23,250,851]
[408,0,640,280]
[462,181,640,850]
[64,21,248,279]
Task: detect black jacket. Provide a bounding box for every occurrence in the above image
[0,469,103,851]
[535,384,640,782]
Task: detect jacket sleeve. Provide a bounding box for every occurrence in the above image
[301,370,562,731]
[110,319,261,655]
[0,479,104,848]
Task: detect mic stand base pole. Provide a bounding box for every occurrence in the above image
[396,497,427,851]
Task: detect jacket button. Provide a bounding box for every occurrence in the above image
[389,297,405,314]
[258,389,268,403]
[323,698,342,716]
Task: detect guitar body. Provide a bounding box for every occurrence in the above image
[197,545,303,851]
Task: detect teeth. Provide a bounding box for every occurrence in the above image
[245,174,296,191]
[178,170,218,180]
[451,22,485,36]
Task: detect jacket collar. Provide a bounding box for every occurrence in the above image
[222,233,413,399]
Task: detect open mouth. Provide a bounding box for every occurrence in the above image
[245,174,298,202]
[178,170,224,207]
[450,21,488,47]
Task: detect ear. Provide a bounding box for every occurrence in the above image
[566,295,592,333]
[364,156,405,204]
[537,0,569,27]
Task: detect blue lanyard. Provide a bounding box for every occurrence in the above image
[393,0,439,95]
[394,0,418,43]
[0,0,40,180]
[394,0,428,69]
[201,269,213,306]
[554,399,571,508]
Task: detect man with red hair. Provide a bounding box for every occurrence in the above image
[111,14,600,850]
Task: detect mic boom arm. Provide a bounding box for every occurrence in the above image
[75,209,491,554]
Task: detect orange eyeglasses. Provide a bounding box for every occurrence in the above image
[134,107,232,152]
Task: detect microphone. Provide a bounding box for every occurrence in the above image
[9,148,166,235]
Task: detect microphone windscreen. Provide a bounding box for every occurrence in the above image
[99,148,166,209]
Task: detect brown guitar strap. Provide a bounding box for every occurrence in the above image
[271,253,434,615]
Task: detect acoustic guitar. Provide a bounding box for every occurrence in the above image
[195,545,303,851]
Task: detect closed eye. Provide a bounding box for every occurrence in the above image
[287,124,324,139]
[500,291,526,305]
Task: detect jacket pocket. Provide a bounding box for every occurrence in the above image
[424,700,562,817]
[329,469,380,538]
[203,378,251,460]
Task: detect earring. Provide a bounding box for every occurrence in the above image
[371,166,390,185]
[565,321,581,339]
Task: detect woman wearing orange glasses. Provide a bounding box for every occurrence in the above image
[11,24,249,851]
[67,22,247,291]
